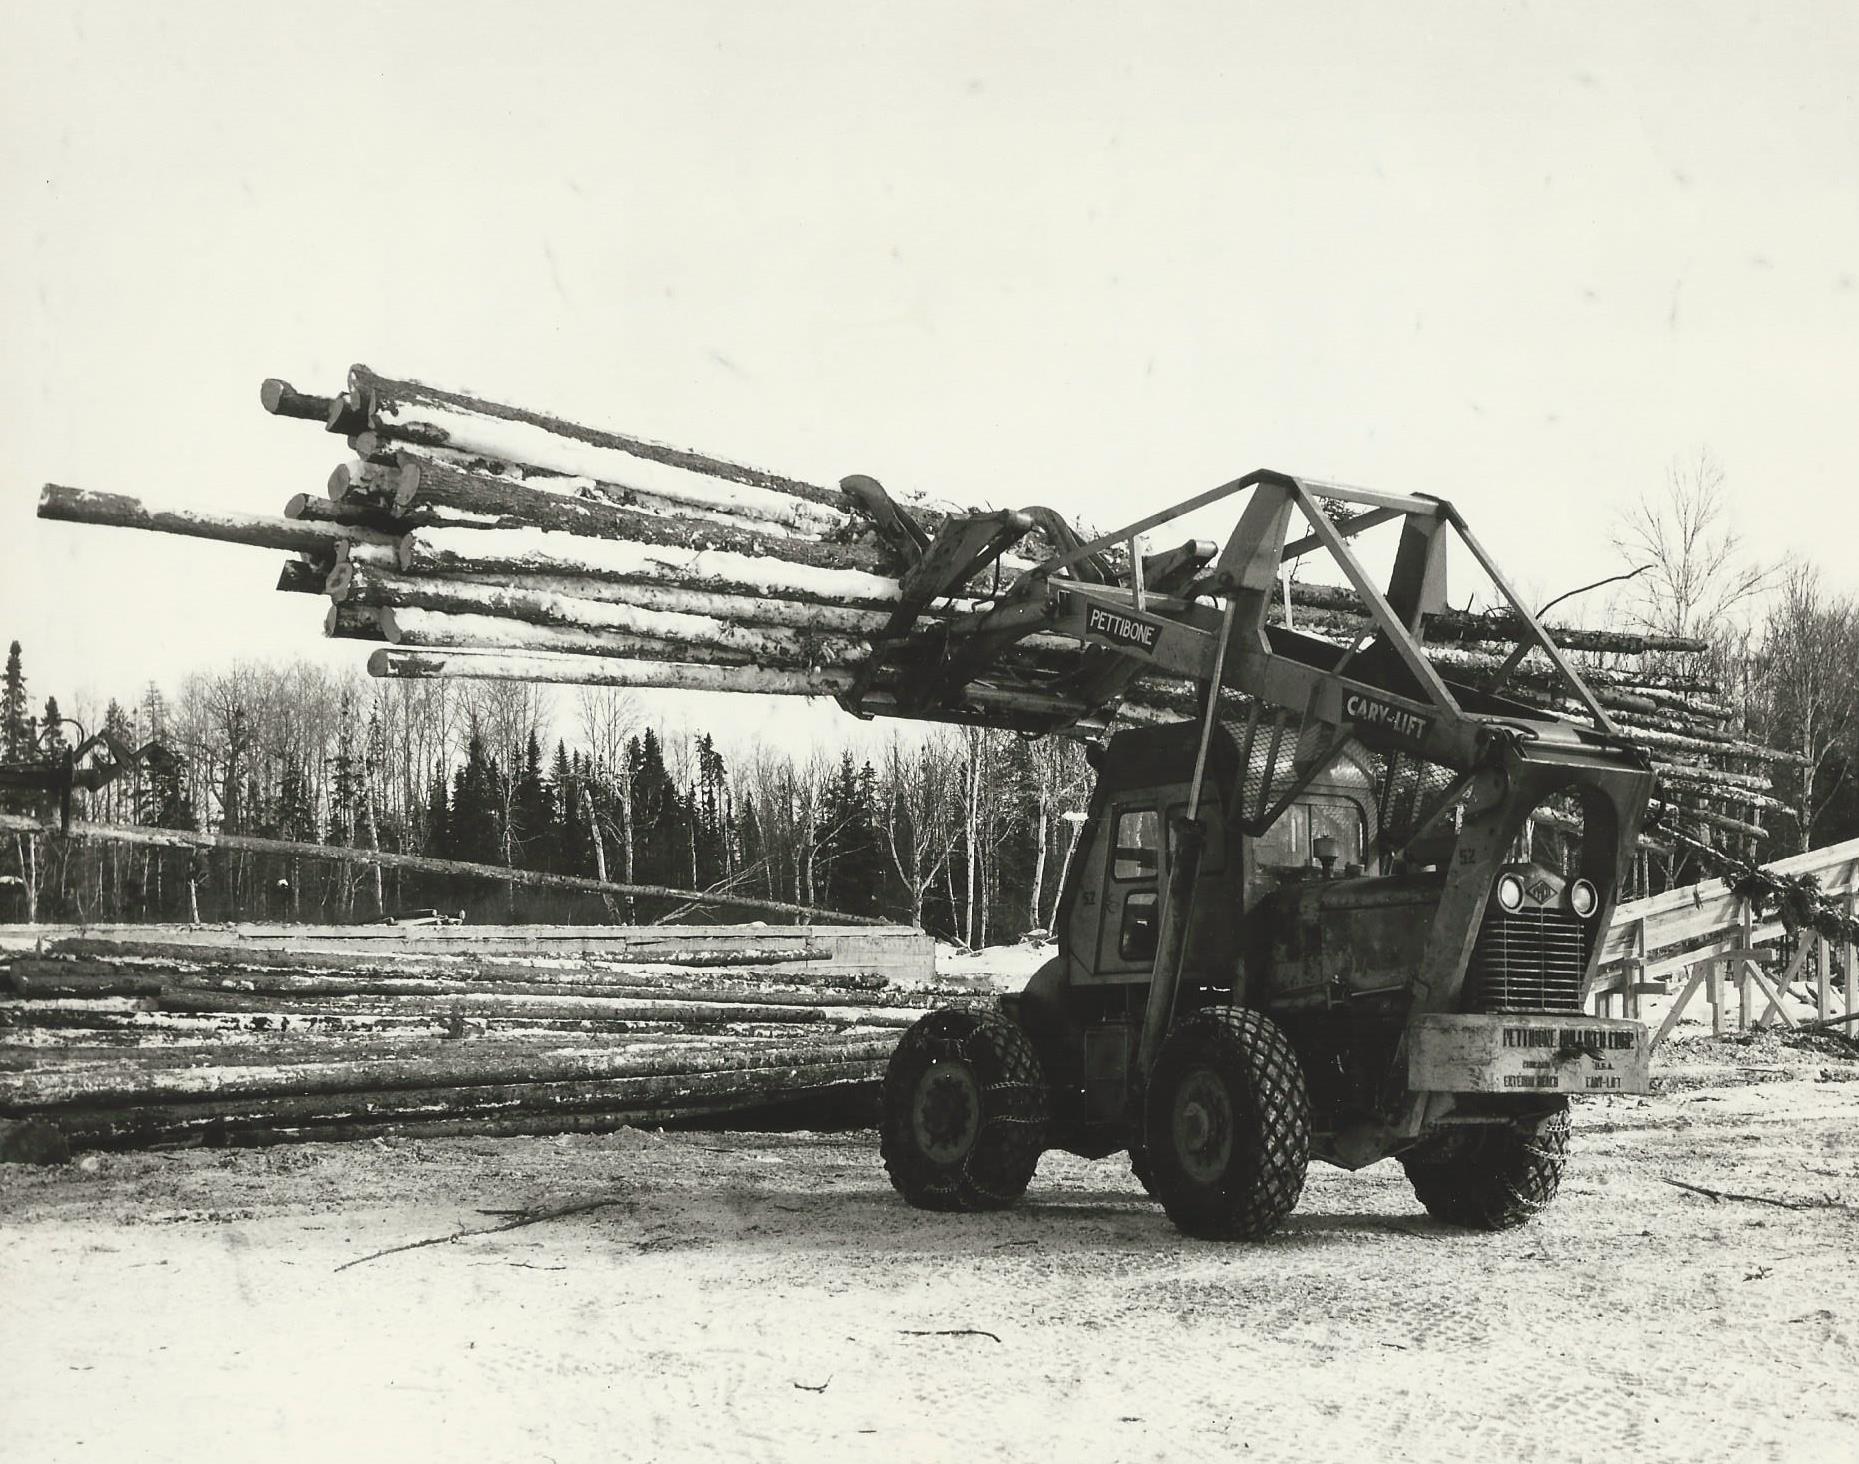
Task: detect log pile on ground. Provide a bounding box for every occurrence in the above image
[34,364,1797,858]
[0,926,967,1153]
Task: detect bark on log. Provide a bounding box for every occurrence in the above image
[38,938,870,976]
[45,1058,889,1145]
[275,559,324,595]
[0,1031,898,1109]
[284,493,399,533]
[5,962,923,1007]
[0,812,888,926]
[370,645,857,695]
[325,603,387,641]
[38,485,394,555]
[327,459,400,509]
[259,379,335,422]
[142,989,917,1026]
[394,453,892,574]
[64,1083,880,1150]
[364,648,1113,734]
[1279,586,1710,654]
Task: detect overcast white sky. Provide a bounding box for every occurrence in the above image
[3,0,1855,752]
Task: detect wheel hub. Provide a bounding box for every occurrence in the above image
[1171,1067,1234,1184]
[912,1059,981,1164]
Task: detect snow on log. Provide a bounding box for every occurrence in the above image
[377,604,870,667]
[349,368,850,536]
[0,1031,899,1108]
[348,363,847,507]
[394,451,892,573]
[330,562,900,636]
[397,525,905,606]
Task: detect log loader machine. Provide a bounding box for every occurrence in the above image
[840,469,1656,1237]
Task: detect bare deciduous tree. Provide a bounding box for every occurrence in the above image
[1613,449,1771,643]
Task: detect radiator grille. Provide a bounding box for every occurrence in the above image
[1464,907,1590,1013]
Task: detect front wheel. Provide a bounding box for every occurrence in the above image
[1400,1103,1571,1230]
[880,1008,1050,1212]
[1142,1006,1310,1240]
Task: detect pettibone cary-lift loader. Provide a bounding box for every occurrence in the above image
[850,470,1655,1237]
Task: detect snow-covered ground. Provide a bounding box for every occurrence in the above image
[3,1026,1855,1464]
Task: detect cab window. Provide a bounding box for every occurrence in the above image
[1254,796,1369,872]
[1113,809,1160,880]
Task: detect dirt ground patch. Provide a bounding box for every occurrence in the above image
[4,1030,1857,1464]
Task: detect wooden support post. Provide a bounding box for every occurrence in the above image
[1709,958,1724,1037]
[1737,903,1753,1031]
[1629,918,1647,1021]
[1847,887,1857,1025]
[1651,964,1707,1049]
[1742,958,1798,1031]
[1817,934,1831,1022]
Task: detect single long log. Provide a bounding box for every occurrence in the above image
[5,963,922,1008]
[395,454,892,574]
[346,363,851,516]
[375,607,871,669]
[65,1081,881,1150]
[0,812,888,926]
[370,645,856,695]
[37,938,870,976]
[38,486,394,555]
[364,647,1114,734]
[142,989,917,1026]
[0,1031,898,1109]
[45,1057,890,1145]
[397,525,902,607]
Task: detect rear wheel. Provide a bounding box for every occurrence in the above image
[1400,1102,1571,1230]
[880,1008,1050,1211]
[1142,1006,1310,1240]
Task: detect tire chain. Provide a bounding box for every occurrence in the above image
[1147,1005,1311,1239]
[881,1009,1051,1212]
[1402,1104,1571,1230]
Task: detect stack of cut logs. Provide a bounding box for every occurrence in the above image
[0,927,966,1152]
[33,363,1797,852]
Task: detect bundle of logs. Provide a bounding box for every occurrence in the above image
[0,927,966,1154]
[34,363,1798,861]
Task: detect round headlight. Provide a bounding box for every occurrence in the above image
[1568,878,1599,918]
[1495,873,1526,911]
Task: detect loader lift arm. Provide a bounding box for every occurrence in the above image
[835,469,1655,1082]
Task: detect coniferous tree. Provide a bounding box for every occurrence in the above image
[450,729,502,865]
[2,642,28,760]
[512,730,555,869]
[424,764,452,856]
[40,696,68,757]
[274,763,318,843]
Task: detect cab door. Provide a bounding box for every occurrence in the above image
[1085,801,1164,983]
